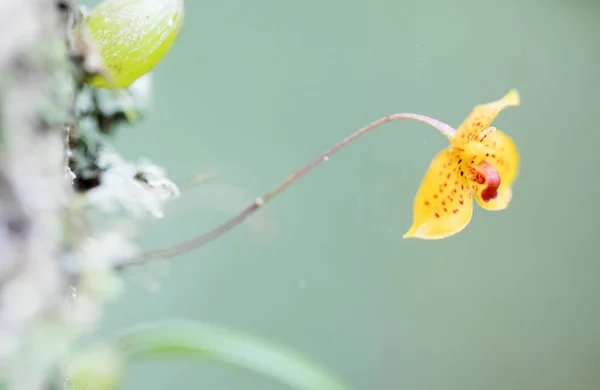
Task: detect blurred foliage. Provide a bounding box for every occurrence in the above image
[117,320,346,390]
[66,320,348,390]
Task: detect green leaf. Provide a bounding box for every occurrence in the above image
[114,320,348,390]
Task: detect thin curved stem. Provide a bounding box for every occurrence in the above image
[115,113,456,269]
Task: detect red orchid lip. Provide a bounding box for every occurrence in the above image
[470,161,500,202]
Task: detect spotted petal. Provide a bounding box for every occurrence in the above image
[472,128,519,210]
[451,89,520,147]
[404,149,473,240]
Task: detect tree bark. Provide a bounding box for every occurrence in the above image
[0,1,74,388]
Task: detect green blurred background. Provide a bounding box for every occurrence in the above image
[81,0,600,389]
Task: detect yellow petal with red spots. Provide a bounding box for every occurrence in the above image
[404,149,473,239]
[451,89,520,147]
[473,128,519,210]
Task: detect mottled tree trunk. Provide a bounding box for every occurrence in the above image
[0,1,75,389]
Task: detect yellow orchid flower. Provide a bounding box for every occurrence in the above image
[123,90,522,265]
[403,89,520,240]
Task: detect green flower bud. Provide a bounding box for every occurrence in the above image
[84,0,184,89]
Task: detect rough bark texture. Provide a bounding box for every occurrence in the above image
[0,0,74,388]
